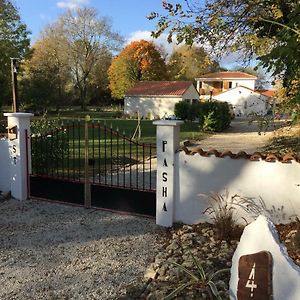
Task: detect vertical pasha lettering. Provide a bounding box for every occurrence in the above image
[162,172,168,182]
[162,140,167,152]
[12,145,17,153]
[162,187,167,197]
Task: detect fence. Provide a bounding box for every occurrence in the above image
[31,120,156,191]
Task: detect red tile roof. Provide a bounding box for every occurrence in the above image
[257,90,276,97]
[196,71,257,80]
[126,81,194,96]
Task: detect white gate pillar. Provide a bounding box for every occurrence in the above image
[4,112,33,200]
[153,120,183,227]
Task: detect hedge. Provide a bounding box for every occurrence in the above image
[174,101,231,132]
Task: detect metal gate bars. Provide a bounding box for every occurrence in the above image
[30,119,156,216]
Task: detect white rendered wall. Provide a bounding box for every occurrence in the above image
[214,87,270,116]
[124,96,182,119]
[175,152,300,225]
[0,138,10,192]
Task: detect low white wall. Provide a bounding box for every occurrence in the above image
[0,138,10,192]
[175,151,300,225]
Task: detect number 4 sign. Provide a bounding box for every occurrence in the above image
[245,263,257,297]
[237,251,273,300]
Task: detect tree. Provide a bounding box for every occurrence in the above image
[149,0,300,117]
[167,45,220,80]
[20,28,71,112]
[108,39,168,99]
[54,7,122,110]
[0,0,30,109]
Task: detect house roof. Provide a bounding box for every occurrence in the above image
[214,85,272,98]
[257,90,276,97]
[196,71,257,80]
[126,81,195,96]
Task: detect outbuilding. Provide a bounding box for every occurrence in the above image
[214,86,272,116]
[124,81,199,119]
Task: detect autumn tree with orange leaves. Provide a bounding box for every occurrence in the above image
[108,39,168,99]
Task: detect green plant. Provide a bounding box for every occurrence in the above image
[202,190,247,240]
[199,101,231,132]
[202,111,217,132]
[31,113,68,175]
[164,253,229,300]
[174,101,190,120]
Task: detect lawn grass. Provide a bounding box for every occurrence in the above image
[33,113,207,144]
[30,111,207,179]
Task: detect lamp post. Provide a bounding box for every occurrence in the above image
[10,58,19,112]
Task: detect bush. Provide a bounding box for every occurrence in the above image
[31,114,68,175]
[174,101,231,132]
[199,101,231,132]
[174,101,190,120]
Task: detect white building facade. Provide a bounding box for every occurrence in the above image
[124,81,199,119]
[214,86,271,116]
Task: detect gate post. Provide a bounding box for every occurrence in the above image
[3,112,33,200]
[153,120,183,227]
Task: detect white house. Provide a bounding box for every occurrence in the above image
[214,86,272,116]
[195,71,257,100]
[195,71,274,116]
[124,81,199,119]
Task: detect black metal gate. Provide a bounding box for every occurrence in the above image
[30,120,156,216]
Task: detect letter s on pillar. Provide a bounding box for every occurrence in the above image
[162,172,168,182]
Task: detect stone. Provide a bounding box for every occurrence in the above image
[144,264,158,280]
[230,215,300,300]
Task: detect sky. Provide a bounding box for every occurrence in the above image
[14,0,166,45]
[13,0,254,69]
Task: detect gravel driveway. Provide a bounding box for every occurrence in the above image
[193,117,283,153]
[0,199,164,300]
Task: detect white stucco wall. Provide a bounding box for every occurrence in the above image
[124,85,199,119]
[175,152,300,225]
[214,87,270,116]
[124,96,182,119]
[0,138,10,192]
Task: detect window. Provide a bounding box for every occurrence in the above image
[244,101,247,109]
[229,81,233,88]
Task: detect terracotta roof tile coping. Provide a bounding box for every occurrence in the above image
[180,146,299,163]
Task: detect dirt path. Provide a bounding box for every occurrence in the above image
[192,117,283,153]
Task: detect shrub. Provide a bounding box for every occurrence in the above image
[199,101,231,132]
[174,101,190,120]
[31,114,68,175]
[174,101,231,131]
